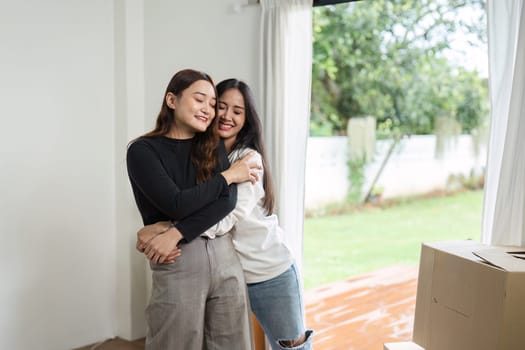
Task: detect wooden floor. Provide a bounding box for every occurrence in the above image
[305,265,418,350]
[75,265,418,350]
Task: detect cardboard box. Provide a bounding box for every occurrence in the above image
[413,240,525,350]
[384,341,425,350]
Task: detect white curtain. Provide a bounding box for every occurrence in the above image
[259,0,313,271]
[482,0,525,245]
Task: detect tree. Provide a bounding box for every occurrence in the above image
[310,0,488,137]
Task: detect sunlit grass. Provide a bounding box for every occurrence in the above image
[303,190,483,289]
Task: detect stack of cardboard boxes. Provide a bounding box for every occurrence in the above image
[384,240,525,350]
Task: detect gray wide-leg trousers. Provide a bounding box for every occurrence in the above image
[145,234,253,350]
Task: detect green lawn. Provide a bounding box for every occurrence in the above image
[303,190,484,289]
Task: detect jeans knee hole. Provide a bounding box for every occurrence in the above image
[277,332,307,348]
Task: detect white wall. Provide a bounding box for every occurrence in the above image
[0,1,116,349]
[114,0,149,341]
[305,135,487,209]
[0,0,261,349]
[305,137,350,208]
[143,0,261,127]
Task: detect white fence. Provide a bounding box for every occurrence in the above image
[304,135,487,210]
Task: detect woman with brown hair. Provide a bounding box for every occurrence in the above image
[139,78,313,349]
[126,69,258,350]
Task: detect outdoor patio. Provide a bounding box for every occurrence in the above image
[305,265,419,350]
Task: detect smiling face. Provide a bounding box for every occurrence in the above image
[217,88,246,151]
[166,79,216,139]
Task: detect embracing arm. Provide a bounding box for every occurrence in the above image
[204,151,265,236]
[174,184,237,242]
[132,141,260,264]
[126,140,230,220]
[134,145,238,262]
[137,187,238,264]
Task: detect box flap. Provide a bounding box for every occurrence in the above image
[508,251,525,260]
[473,247,525,272]
[424,240,486,262]
[424,240,482,251]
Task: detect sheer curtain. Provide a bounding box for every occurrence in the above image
[482,0,525,245]
[259,0,313,271]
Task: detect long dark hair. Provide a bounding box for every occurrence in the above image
[141,69,219,183]
[217,79,275,214]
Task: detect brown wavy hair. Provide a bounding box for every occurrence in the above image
[140,69,219,183]
[217,79,275,214]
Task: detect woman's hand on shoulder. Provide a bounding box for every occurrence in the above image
[221,151,262,185]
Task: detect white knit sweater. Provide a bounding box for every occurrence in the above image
[204,147,293,283]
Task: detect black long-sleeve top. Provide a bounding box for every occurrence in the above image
[126,136,237,243]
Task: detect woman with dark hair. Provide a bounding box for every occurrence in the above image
[126,70,258,350]
[140,78,313,349]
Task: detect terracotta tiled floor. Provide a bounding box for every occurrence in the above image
[305,265,419,350]
[75,265,418,350]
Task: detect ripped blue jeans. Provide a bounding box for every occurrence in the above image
[247,263,314,350]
